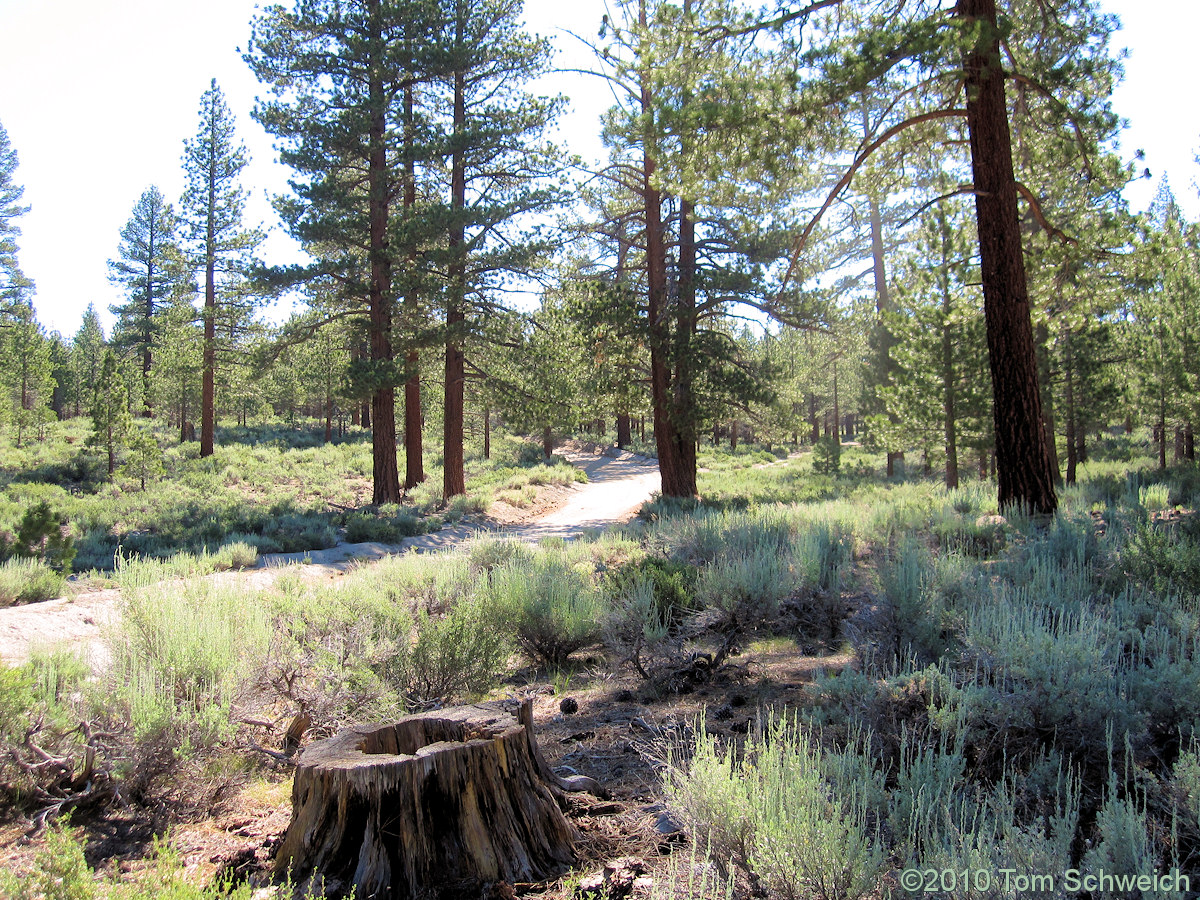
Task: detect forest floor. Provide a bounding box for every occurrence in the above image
[0,444,844,897]
[0,447,661,668]
[0,445,862,897]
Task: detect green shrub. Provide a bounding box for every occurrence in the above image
[1081,774,1165,900]
[0,557,66,606]
[694,545,794,627]
[792,522,852,594]
[1138,482,1174,512]
[1123,521,1200,597]
[931,513,1007,557]
[603,555,698,628]
[652,507,794,565]
[2,500,76,571]
[637,492,702,522]
[0,818,256,899]
[0,817,97,900]
[666,714,885,900]
[602,575,674,678]
[488,554,603,666]
[386,598,509,704]
[110,580,271,749]
[263,582,408,733]
[343,507,427,543]
[211,540,258,571]
[467,536,536,575]
[516,442,544,464]
[812,435,841,475]
[1028,513,1101,569]
[954,597,1142,778]
[880,542,949,662]
[259,511,338,553]
[0,652,91,807]
[1169,743,1200,869]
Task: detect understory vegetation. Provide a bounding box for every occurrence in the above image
[3,434,1200,898]
[0,421,583,588]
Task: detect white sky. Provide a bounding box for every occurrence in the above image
[0,0,1194,338]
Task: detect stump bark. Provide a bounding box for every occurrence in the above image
[275,701,577,899]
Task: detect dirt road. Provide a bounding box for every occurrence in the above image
[0,450,660,666]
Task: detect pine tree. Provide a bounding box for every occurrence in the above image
[591,0,816,496]
[154,290,204,442]
[121,423,165,491]
[68,304,106,418]
[881,199,992,486]
[181,79,263,458]
[247,0,448,505]
[1129,184,1200,471]
[89,350,132,476]
[437,0,563,498]
[0,301,56,447]
[713,0,1125,512]
[0,120,33,309]
[109,187,185,417]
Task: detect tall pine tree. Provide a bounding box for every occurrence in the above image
[438,0,563,497]
[181,78,263,457]
[0,120,33,309]
[109,187,185,417]
[248,0,448,504]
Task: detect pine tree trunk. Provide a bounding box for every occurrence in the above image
[275,702,576,899]
[1036,323,1062,485]
[616,413,632,449]
[641,0,693,500]
[1158,395,1167,470]
[367,0,400,505]
[1064,337,1077,486]
[861,99,903,484]
[200,140,217,457]
[959,0,1056,514]
[403,84,425,492]
[483,405,491,460]
[543,426,554,458]
[942,274,959,490]
[832,358,840,448]
[443,57,467,499]
[668,195,698,494]
[350,341,362,427]
[1187,423,1194,461]
[403,356,423,488]
[142,254,154,419]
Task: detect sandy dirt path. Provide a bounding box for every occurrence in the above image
[0,450,660,666]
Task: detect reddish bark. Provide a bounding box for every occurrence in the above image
[443,59,467,499]
[616,413,631,449]
[641,0,696,499]
[959,0,1057,514]
[403,84,425,491]
[366,0,400,504]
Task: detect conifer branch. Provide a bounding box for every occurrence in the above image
[1014,182,1075,245]
[777,107,967,297]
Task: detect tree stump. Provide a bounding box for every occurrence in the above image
[274,700,578,899]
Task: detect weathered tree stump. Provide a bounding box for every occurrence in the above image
[274,700,578,899]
